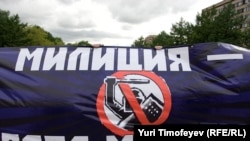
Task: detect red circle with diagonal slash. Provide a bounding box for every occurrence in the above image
[96,71,172,137]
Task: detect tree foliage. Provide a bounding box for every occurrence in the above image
[132,2,250,49]
[132,32,174,47]
[25,25,64,46]
[151,31,174,46]
[191,6,217,44]
[193,3,244,45]
[76,40,91,46]
[131,36,146,47]
[0,9,28,47]
[0,9,65,47]
[66,40,92,46]
[241,25,250,49]
[170,17,193,45]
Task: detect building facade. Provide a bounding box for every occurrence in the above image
[144,35,157,45]
[204,0,250,28]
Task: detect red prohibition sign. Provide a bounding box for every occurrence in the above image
[96,71,172,137]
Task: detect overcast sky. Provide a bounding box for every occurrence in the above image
[0,0,222,46]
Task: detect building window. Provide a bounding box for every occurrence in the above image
[238,8,244,13]
[243,23,248,28]
[243,7,247,12]
[248,6,250,11]
[245,14,250,19]
[237,1,243,7]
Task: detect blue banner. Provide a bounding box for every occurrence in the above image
[0,42,249,141]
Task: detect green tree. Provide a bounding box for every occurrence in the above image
[131,36,145,47]
[192,6,217,43]
[66,40,91,46]
[53,37,65,46]
[170,18,193,45]
[151,31,174,47]
[46,32,64,46]
[192,3,245,45]
[25,25,64,46]
[131,2,249,48]
[241,25,250,48]
[212,3,244,45]
[0,9,28,47]
[77,40,91,46]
